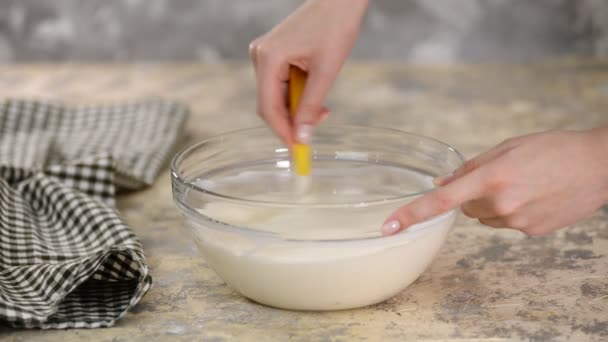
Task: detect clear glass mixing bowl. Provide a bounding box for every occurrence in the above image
[171,125,463,310]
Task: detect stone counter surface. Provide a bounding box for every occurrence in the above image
[0,62,607,341]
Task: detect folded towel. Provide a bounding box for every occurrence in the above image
[0,98,188,328]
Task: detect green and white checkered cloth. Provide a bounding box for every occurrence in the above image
[0,98,188,328]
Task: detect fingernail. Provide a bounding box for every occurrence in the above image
[381,220,401,235]
[296,124,314,144]
[433,172,454,186]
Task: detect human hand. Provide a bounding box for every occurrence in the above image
[382,128,608,236]
[249,0,368,145]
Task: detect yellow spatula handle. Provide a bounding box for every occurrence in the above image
[288,66,312,176]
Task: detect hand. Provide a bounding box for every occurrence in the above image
[249,0,368,145]
[382,128,608,236]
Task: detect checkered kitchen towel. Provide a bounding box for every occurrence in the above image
[0,98,188,328]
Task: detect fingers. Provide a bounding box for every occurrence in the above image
[478,215,529,230]
[293,64,338,142]
[256,72,293,145]
[251,42,294,146]
[382,170,487,235]
[488,197,595,237]
[250,38,331,145]
[478,217,504,228]
[293,106,331,143]
[462,199,497,219]
[475,197,575,236]
[460,194,526,219]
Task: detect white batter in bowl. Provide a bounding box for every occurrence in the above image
[171,125,463,310]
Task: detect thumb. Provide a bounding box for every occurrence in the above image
[293,68,336,144]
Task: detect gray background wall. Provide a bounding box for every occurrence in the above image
[1,0,607,63]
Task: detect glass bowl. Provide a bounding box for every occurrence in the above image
[171,125,463,311]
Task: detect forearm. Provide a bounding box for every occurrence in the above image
[318,0,369,13]
[305,0,369,24]
[588,125,608,203]
[589,125,608,160]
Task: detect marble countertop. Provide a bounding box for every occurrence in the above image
[1,61,607,341]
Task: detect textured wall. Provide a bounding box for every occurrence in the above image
[0,0,607,63]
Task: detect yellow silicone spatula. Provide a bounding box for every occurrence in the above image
[288,66,312,192]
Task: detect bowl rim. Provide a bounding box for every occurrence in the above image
[171,125,464,242]
[171,125,465,208]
